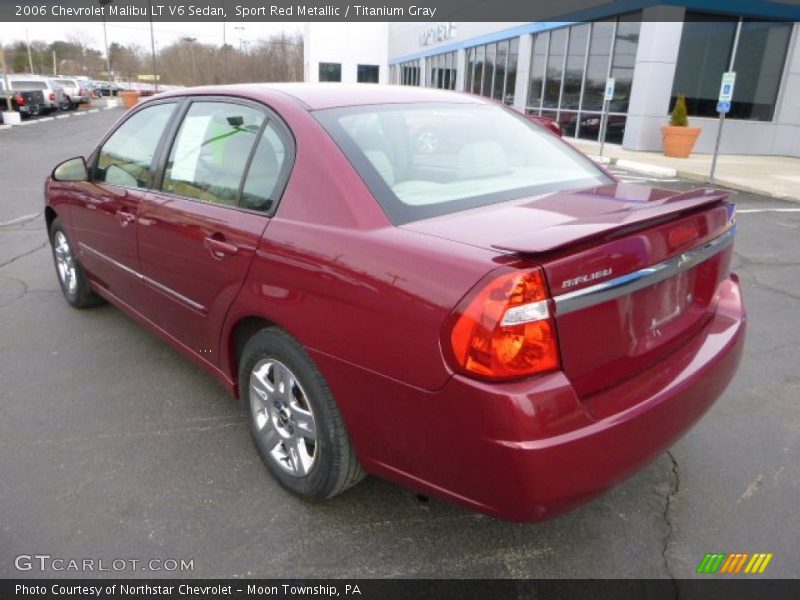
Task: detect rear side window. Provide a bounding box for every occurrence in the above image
[239,123,289,212]
[95,102,176,189]
[163,102,265,207]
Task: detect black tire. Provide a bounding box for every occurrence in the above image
[239,327,365,500]
[49,218,106,309]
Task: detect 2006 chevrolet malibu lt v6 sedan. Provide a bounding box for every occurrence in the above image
[44,84,745,522]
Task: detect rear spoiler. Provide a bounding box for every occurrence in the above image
[491,189,731,255]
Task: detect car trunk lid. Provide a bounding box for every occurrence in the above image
[403,182,736,399]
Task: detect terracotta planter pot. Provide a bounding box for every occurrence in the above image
[661,125,701,158]
[120,90,141,108]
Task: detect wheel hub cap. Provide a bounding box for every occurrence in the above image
[249,359,317,477]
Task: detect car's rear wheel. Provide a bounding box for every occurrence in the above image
[239,328,365,500]
[49,218,105,309]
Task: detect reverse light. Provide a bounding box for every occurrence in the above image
[449,268,560,380]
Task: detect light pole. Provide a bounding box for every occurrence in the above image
[25,29,34,74]
[97,0,112,79]
[234,26,246,52]
[182,37,197,86]
[148,0,158,92]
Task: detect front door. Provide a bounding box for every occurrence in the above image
[71,101,178,309]
[137,100,291,366]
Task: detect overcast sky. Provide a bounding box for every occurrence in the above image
[0,21,302,51]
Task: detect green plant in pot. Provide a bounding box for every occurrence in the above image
[661,94,701,158]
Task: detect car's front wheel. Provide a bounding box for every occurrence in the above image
[49,218,105,309]
[239,328,365,500]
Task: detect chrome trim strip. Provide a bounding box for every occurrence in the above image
[79,242,206,313]
[553,226,736,316]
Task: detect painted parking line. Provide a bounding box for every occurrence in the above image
[737,208,800,214]
[0,211,42,227]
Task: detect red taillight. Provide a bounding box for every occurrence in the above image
[448,267,560,380]
[15,94,25,106]
[668,223,699,248]
[49,92,55,101]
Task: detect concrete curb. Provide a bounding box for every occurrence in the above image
[588,151,800,204]
[615,159,678,178]
[0,106,121,130]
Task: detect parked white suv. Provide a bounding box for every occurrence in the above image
[54,77,90,109]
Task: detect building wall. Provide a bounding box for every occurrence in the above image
[386,17,800,157]
[304,23,389,84]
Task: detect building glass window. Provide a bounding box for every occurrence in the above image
[357,64,379,84]
[582,21,615,112]
[397,60,421,86]
[465,37,520,105]
[609,14,641,113]
[732,20,792,120]
[494,40,508,101]
[319,62,342,82]
[472,45,485,94]
[527,34,548,111]
[526,12,641,143]
[671,13,790,121]
[428,51,457,90]
[505,38,520,105]
[543,28,567,108]
[562,24,589,110]
[483,43,496,97]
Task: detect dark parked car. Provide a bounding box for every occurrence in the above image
[0,83,45,118]
[45,84,745,521]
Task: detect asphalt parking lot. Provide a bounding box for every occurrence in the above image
[1,109,798,579]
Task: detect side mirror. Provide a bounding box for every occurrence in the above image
[52,157,88,182]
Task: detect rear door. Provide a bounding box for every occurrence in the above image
[71,101,178,309]
[138,99,293,366]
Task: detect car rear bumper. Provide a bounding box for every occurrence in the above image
[314,275,745,522]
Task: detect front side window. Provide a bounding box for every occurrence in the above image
[316,103,609,224]
[163,102,265,206]
[95,102,176,189]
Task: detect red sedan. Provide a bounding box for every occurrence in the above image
[45,84,745,521]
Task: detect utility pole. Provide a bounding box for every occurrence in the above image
[52,50,56,76]
[1,38,16,115]
[25,29,34,74]
[182,37,197,86]
[222,21,228,82]
[147,0,158,92]
[98,0,113,79]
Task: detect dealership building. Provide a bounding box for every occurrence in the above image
[305,2,800,157]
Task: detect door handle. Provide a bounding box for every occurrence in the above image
[204,235,238,258]
[116,208,136,227]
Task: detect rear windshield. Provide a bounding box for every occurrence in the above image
[11,80,47,90]
[55,79,77,86]
[315,103,610,224]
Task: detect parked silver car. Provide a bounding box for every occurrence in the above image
[54,77,90,109]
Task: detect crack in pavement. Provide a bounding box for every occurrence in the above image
[0,240,48,269]
[662,451,680,597]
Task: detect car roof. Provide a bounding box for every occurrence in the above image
[157,83,489,111]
